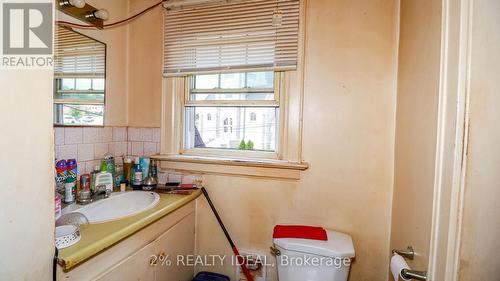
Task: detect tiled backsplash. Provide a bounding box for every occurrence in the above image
[54,126,161,176]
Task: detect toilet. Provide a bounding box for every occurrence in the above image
[273,229,355,281]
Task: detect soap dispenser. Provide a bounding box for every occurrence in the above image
[94,170,113,195]
[142,161,158,191]
[131,157,143,190]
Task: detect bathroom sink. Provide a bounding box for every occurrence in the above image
[65,191,160,224]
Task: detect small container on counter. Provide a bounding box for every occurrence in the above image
[77,174,92,204]
[80,174,90,191]
[54,192,62,220]
[139,157,150,181]
[55,160,67,193]
[123,157,133,186]
[90,165,100,193]
[64,177,76,204]
[115,165,124,189]
[131,157,143,190]
[66,159,78,181]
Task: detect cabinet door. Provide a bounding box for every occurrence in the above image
[154,213,195,281]
[95,241,156,281]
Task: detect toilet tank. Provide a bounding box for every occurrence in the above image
[273,229,355,281]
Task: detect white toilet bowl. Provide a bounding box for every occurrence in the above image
[273,229,355,281]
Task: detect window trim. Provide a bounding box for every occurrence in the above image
[185,72,281,108]
[157,70,308,179]
[157,0,307,179]
[180,72,284,160]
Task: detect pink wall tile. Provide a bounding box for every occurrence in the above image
[83,127,98,144]
[54,128,64,145]
[64,128,82,144]
[112,127,127,141]
[100,127,113,143]
[141,128,153,142]
[128,127,141,141]
[57,144,77,160]
[144,142,158,156]
[94,143,109,159]
[131,142,144,156]
[77,144,94,162]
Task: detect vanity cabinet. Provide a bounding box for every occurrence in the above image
[96,212,195,281]
[58,201,196,281]
[95,242,156,281]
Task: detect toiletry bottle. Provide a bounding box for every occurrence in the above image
[55,160,67,193]
[115,165,124,189]
[95,171,113,195]
[66,159,78,182]
[90,165,100,193]
[104,154,116,177]
[54,192,62,220]
[131,157,143,190]
[100,160,107,172]
[64,177,76,204]
[139,157,150,181]
[123,157,133,186]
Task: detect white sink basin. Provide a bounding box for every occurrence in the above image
[65,191,160,224]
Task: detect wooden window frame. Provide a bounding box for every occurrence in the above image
[181,72,283,160]
[157,70,308,179]
[156,0,308,179]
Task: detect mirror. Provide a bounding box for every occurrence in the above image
[53,25,106,126]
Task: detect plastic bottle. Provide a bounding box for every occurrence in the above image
[131,157,143,190]
[66,159,78,182]
[64,177,76,203]
[55,160,67,191]
[139,157,150,181]
[90,165,100,193]
[115,165,124,188]
[151,159,158,179]
[54,192,62,220]
[123,157,133,186]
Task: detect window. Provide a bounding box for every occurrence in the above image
[53,26,106,126]
[163,0,300,76]
[184,71,280,155]
[250,112,257,121]
[159,0,308,177]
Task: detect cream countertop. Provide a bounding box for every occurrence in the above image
[57,190,201,271]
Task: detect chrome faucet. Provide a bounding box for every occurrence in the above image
[93,184,112,200]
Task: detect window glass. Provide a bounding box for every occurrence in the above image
[247,71,274,88]
[60,78,75,90]
[75,78,92,90]
[189,107,277,151]
[93,78,105,90]
[186,71,278,153]
[54,104,104,126]
[195,74,218,89]
[220,72,245,88]
[190,93,275,101]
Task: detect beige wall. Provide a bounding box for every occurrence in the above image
[57,0,130,126]
[123,0,399,279]
[389,0,442,274]
[459,0,500,279]
[63,0,399,279]
[194,0,399,280]
[0,41,54,281]
[127,0,163,128]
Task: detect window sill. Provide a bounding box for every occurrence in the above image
[151,154,309,180]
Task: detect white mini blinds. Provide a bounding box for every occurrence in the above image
[163,0,300,76]
[54,26,105,78]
